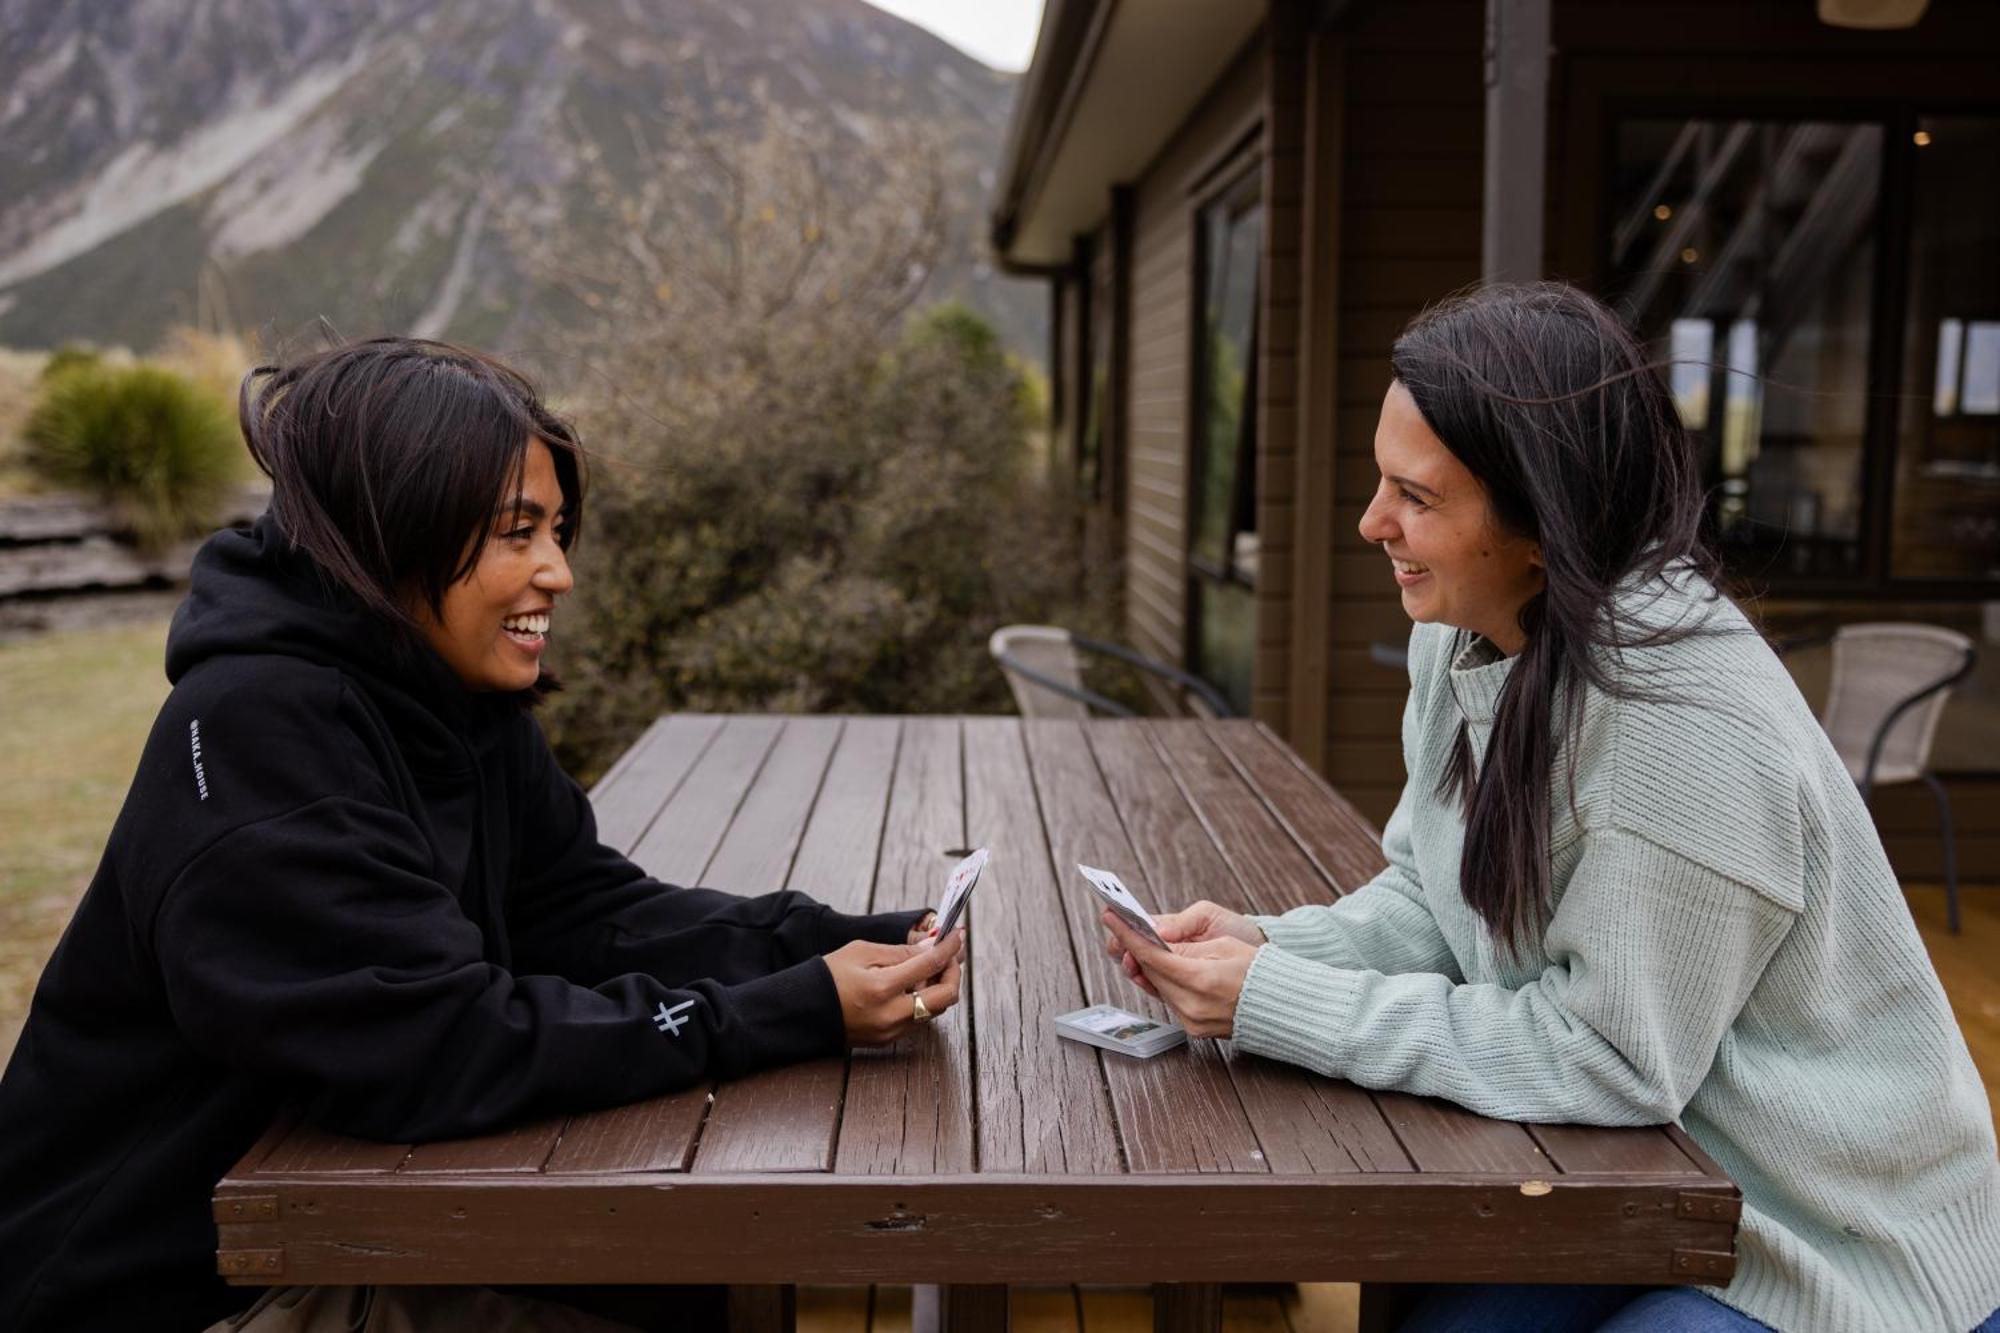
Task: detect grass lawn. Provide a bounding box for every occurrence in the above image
[0,618,172,1027]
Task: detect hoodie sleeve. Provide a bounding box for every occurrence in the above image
[505,720,923,989]
[152,793,850,1143]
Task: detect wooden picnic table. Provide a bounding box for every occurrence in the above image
[214,715,1740,1331]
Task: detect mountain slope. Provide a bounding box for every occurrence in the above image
[0,0,1038,356]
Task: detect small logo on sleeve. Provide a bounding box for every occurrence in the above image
[189,719,210,801]
[652,1000,694,1036]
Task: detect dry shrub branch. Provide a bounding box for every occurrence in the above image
[505,108,1105,780]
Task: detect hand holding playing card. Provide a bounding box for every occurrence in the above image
[1103,898,1265,997]
[1101,909,1260,1039]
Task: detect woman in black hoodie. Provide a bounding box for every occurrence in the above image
[0,338,964,1332]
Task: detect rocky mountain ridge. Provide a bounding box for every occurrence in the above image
[0,0,1037,357]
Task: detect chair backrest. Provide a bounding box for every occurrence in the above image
[1821,622,1974,785]
[989,624,1090,720]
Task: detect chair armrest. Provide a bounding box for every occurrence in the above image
[1860,644,1978,794]
[991,651,1139,718]
[1768,630,1834,658]
[1069,633,1236,718]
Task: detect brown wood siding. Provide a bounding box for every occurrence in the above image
[1317,0,2000,878]
[1321,0,1485,825]
[1120,40,1268,678]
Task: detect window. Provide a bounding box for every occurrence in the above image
[1894,117,2000,580]
[1187,168,1262,716]
[1608,119,1881,581]
[1605,112,2000,590]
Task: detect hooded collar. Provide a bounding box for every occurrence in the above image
[167,515,515,776]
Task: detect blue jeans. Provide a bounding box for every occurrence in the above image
[1399,1285,2000,1331]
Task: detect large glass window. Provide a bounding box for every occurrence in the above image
[1187,169,1261,717]
[1894,117,2000,581]
[1607,112,2000,593]
[1608,119,1881,581]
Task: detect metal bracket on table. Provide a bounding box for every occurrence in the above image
[1671,1249,1734,1280]
[1675,1191,1742,1224]
[218,1248,285,1278]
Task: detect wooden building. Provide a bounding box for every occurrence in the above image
[990,0,2000,880]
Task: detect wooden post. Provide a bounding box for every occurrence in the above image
[942,1284,1010,1332]
[726,1283,796,1333]
[1482,0,1550,283]
[1289,29,1344,773]
[1154,1282,1224,1333]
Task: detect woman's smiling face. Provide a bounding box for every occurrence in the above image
[1358,381,1544,655]
[415,437,573,692]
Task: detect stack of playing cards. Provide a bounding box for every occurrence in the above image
[1054,1003,1187,1059]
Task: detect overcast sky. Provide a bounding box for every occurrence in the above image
[859,0,1047,72]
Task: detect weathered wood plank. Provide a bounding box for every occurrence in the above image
[559,718,797,1176]
[695,719,904,1175]
[252,1120,409,1177]
[962,718,1123,1175]
[628,715,784,886]
[587,713,725,854]
[658,716,839,1177]
[545,1092,712,1175]
[1528,1123,1703,1176]
[835,719,976,1175]
[1136,724,1411,1177]
[1204,721,1390,895]
[785,717,902,916]
[1373,1093,1554,1175]
[1142,722,1333,917]
[700,717,843,893]
[397,1115,567,1175]
[216,1176,1736,1287]
[1041,721,1264,1174]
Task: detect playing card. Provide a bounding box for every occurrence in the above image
[932,847,990,937]
[1076,864,1169,950]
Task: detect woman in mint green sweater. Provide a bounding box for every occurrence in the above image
[1104,285,2000,1333]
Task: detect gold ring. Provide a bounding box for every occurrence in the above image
[912,992,933,1024]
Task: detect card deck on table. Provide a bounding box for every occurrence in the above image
[1054,1003,1188,1058]
[931,847,990,938]
[1076,864,1169,950]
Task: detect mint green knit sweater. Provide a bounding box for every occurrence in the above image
[1233,573,2000,1333]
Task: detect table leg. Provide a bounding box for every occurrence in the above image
[726,1284,796,1333]
[1356,1282,1419,1333]
[940,1284,1009,1332]
[1152,1283,1222,1333]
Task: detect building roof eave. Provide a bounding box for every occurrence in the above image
[988,0,1266,269]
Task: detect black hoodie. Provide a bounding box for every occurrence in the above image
[0,517,920,1332]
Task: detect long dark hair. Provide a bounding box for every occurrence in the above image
[239,337,585,630]
[1389,283,1719,953]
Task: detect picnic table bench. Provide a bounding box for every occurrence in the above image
[214,715,1740,1331]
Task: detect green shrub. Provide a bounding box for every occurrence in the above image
[22,363,239,548]
[38,343,104,382]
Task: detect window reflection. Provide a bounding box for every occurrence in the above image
[1895,117,2000,580]
[1608,119,1881,579]
[1188,171,1261,717]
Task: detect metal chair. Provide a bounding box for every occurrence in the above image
[1817,622,1978,933]
[988,624,1234,719]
